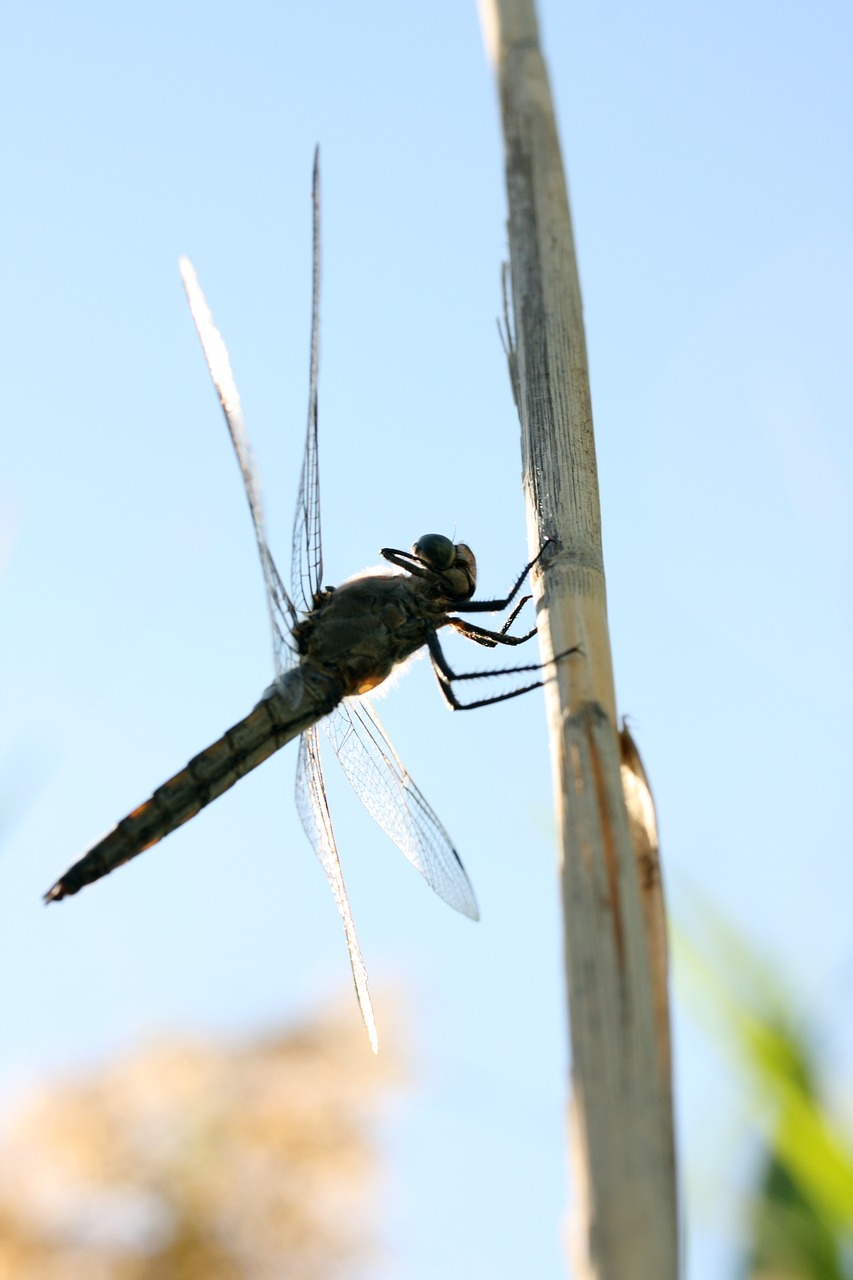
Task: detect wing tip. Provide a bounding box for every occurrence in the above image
[461,896,480,923]
[178,255,196,286]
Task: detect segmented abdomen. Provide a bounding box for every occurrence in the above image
[45,674,329,901]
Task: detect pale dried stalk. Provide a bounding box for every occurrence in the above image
[478,1,679,1276]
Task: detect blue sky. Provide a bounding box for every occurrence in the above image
[2,2,851,1276]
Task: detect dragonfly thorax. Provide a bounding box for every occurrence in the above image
[297,571,448,700]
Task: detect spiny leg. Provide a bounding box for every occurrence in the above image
[458,542,551,614]
[427,633,579,711]
[432,675,551,712]
[452,593,537,649]
[449,614,537,649]
[499,594,533,635]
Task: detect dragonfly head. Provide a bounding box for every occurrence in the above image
[380,534,477,599]
[411,534,477,600]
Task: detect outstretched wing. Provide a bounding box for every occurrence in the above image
[290,147,323,614]
[323,700,480,921]
[179,257,297,678]
[295,726,379,1053]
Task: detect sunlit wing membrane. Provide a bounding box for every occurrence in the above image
[179,257,297,676]
[291,148,324,614]
[295,727,379,1053]
[323,701,480,921]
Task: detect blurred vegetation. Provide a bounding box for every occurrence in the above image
[0,1010,399,1279]
[679,902,853,1280]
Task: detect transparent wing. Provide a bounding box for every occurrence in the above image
[295,727,379,1054]
[323,700,480,921]
[290,147,323,614]
[179,257,297,678]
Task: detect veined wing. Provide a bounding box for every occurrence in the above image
[290,147,323,615]
[295,726,379,1053]
[179,257,297,679]
[323,701,480,921]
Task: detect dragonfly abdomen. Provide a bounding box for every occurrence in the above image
[44,673,333,903]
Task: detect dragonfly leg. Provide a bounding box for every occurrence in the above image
[499,594,533,635]
[448,593,536,649]
[448,614,537,649]
[427,633,579,711]
[457,541,552,614]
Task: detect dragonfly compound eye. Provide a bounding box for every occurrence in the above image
[413,533,455,570]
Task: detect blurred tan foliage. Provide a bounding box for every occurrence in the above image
[0,1008,400,1280]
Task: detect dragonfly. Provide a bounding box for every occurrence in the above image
[45,152,568,1051]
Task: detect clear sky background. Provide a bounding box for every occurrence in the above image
[2,2,851,1276]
